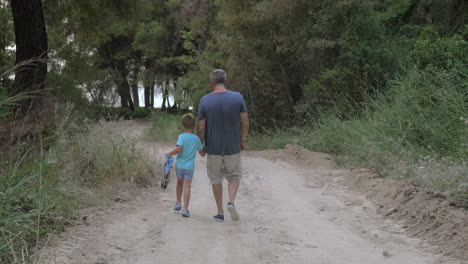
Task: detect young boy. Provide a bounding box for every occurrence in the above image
[166,113,205,217]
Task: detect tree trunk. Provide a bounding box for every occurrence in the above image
[115,79,128,108]
[130,63,140,108]
[123,79,135,111]
[161,84,166,110]
[172,80,178,110]
[143,60,154,108]
[278,61,294,105]
[117,69,134,111]
[144,84,150,108]
[166,90,171,109]
[164,81,171,109]
[131,79,139,108]
[119,91,128,108]
[150,80,155,108]
[11,0,48,116]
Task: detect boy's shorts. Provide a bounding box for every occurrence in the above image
[176,168,194,180]
[207,153,242,184]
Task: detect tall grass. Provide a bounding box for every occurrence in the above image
[145,111,182,142]
[67,122,155,186]
[0,120,157,263]
[251,66,468,207]
[0,145,76,263]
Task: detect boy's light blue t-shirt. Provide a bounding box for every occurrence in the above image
[176,133,203,170]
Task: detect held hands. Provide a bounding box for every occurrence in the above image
[199,148,206,157]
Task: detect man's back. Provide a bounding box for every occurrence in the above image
[198,91,247,156]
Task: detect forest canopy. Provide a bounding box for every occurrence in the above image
[1,0,466,125]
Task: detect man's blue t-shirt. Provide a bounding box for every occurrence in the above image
[176,133,203,170]
[198,91,247,156]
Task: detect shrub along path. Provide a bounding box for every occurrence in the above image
[38,121,467,264]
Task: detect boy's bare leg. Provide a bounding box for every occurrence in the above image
[212,183,224,215]
[183,179,192,211]
[176,178,183,204]
[228,179,240,204]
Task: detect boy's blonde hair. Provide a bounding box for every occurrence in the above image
[182,113,195,130]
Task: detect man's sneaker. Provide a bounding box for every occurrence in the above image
[227,202,240,221]
[213,215,224,222]
[181,210,190,217]
[174,203,182,212]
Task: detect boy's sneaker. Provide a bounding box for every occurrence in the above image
[213,215,224,222]
[181,210,190,217]
[173,204,182,212]
[227,202,240,221]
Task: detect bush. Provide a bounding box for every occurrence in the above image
[146,111,182,142]
[83,106,152,121]
[0,149,76,263]
[132,107,153,119]
[310,66,466,206]
[65,122,155,186]
[251,65,468,208]
[0,120,158,262]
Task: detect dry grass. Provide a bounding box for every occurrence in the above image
[64,122,156,186]
[1,119,160,263]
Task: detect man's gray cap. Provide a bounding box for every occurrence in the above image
[210,69,227,83]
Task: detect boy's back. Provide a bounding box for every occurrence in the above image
[176,133,203,170]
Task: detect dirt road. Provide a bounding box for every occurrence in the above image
[39,123,460,264]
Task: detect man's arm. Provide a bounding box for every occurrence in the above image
[198,119,206,146]
[240,112,249,150]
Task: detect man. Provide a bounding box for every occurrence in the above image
[198,69,249,222]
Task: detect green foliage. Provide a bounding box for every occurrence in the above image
[146,111,182,142]
[0,2,14,71]
[44,0,190,110]
[0,149,77,263]
[0,119,158,262]
[250,64,468,207]
[0,83,9,119]
[84,106,152,121]
[412,29,467,70]
[177,0,466,125]
[0,2,465,263]
[0,2,14,114]
[177,65,212,113]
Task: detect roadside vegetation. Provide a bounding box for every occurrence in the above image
[0,0,466,262]
[250,64,467,207]
[0,112,157,263]
[145,111,183,142]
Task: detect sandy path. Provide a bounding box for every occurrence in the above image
[39,123,455,264]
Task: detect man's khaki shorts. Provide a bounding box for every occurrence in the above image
[207,153,242,184]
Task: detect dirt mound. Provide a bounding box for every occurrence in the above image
[344,169,468,261]
[248,144,467,262]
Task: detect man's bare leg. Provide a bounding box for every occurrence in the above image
[228,179,240,204]
[212,183,224,215]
